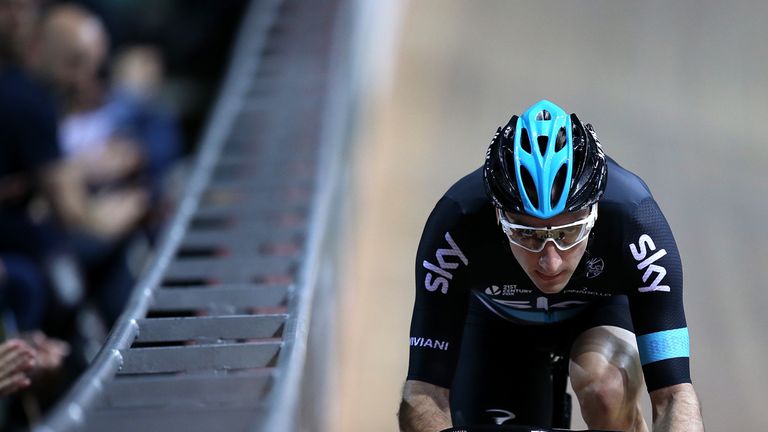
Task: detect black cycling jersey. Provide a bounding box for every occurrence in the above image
[407,156,690,392]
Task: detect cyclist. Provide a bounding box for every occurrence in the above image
[398,100,704,432]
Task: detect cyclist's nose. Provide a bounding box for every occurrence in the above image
[538,242,563,273]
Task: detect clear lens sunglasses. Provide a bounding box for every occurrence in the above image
[497,205,597,253]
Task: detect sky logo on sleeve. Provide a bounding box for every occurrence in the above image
[423,232,468,294]
[629,234,670,292]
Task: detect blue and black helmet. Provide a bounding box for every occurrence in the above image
[483,100,607,218]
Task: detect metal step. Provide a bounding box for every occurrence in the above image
[118,341,281,375]
[149,284,289,312]
[135,315,285,343]
[98,370,273,409]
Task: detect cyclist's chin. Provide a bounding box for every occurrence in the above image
[531,270,570,294]
[535,282,567,294]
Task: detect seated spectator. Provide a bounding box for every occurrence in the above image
[2,0,149,284]
[1,0,79,334]
[30,3,152,327]
[2,0,145,367]
[111,45,183,214]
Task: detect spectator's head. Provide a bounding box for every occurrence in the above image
[113,45,164,101]
[0,0,42,63]
[32,3,108,106]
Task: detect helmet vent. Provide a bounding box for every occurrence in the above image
[537,136,549,156]
[551,164,568,209]
[535,110,551,121]
[520,129,532,154]
[520,166,539,209]
[555,127,567,152]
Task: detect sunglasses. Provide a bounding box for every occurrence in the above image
[498,205,597,253]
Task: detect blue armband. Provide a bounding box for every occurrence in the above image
[636,327,690,365]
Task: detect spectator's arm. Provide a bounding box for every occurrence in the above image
[70,136,145,184]
[39,160,148,239]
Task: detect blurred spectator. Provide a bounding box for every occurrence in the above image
[2,0,149,260]
[1,0,80,332]
[57,42,182,219]
[76,0,248,154]
[1,1,134,424]
[32,3,152,326]
[111,45,182,210]
[2,0,148,349]
[1,0,243,423]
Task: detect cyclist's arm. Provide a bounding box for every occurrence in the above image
[403,195,475,431]
[399,380,451,432]
[649,383,703,432]
[621,198,703,430]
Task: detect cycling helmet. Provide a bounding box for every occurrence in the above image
[483,100,607,218]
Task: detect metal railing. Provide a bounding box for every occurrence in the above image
[36,0,356,430]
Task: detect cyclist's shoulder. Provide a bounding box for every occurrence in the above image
[440,166,493,216]
[600,156,657,212]
[422,167,495,238]
[596,157,677,241]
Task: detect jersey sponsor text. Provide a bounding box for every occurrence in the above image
[410,336,450,351]
[484,284,531,296]
[629,234,670,292]
[423,232,468,294]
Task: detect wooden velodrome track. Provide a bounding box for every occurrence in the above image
[332,1,767,431]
